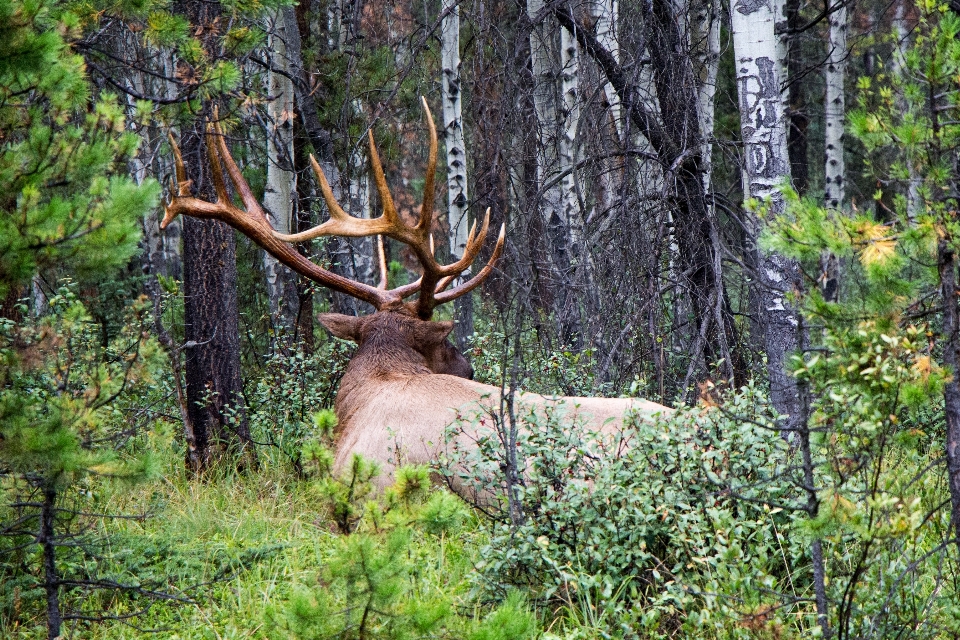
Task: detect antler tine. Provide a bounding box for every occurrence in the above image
[377,235,388,290]
[367,129,401,227]
[161,134,187,229]
[203,123,233,206]
[169,132,189,194]
[417,96,438,234]
[206,118,269,222]
[433,222,506,305]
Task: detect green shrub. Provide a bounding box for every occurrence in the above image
[445,385,802,638]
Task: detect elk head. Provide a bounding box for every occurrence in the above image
[161,99,504,379]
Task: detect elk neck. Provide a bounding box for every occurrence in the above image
[335,313,437,403]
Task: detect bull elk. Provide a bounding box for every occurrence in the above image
[161,99,672,488]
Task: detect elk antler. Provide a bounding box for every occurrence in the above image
[272,97,505,319]
[161,101,504,319]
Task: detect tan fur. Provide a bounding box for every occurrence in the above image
[321,311,674,488]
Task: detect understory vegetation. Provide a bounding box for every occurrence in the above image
[2,291,957,638]
[5,0,960,636]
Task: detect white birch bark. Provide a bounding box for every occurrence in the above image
[263,15,299,333]
[591,0,622,137]
[731,0,791,206]
[441,0,469,265]
[892,0,920,221]
[694,0,722,191]
[441,0,474,345]
[528,0,587,342]
[731,0,801,425]
[559,25,583,251]
[824,0,847,209]
[528,0,562,233]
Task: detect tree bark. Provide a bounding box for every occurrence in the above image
[172,0,253,470]
[441,0,474,349]
[824,0,847,209]
[694,0,722,192]
[938,239,960,548]
[263,13,299,341]
[785,0,809,194]
[730,0,801,424]
[892,0,921,222]
[40,484,60,640]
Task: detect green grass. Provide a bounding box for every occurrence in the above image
[3,423,494,640]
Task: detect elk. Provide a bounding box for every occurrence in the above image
[162,99,672,488]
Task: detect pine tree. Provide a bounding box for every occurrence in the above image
[0,1,159,636]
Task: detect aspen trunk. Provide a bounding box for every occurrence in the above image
[892,0,921,222]
[824,0,847,209]
[694,0,721,192]
[263,15,299,337]
[527,0,584,345]
[592,0,621,135]
[441,0,474,348]
[730,0,801,423]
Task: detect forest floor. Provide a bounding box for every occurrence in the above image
[7,421,498,640]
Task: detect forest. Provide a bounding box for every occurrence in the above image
[2,0,960,635]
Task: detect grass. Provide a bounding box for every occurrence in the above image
[3,422,493,640]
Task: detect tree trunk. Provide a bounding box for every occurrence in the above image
[938,238,960,549]
[263,13,299,341]
[785,0,809,194]
[40,484,60,640]
[293,118,316,353]
[441,0,474,349]
[730,0,801,424]
[592,0,622,136]
[172,0,252,470]
[694,0,721,192]
[824,0,847,209]
[528,0,584,346]
[892,0,921,222]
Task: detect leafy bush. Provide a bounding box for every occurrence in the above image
[444,386,805,637]
[246,340,352,474]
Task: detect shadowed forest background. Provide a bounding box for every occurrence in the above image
[2,0,960,636]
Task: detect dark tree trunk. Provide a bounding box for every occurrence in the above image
[40,484,60,640]
[293,118,316,354]
[938,238,960,548]
[786,0,809,194]
[796,320,830,637]
[171,0,253,469]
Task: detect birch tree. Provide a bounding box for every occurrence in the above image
[731,0,824,630]
[693,0,721,191]
[730,0,801,418]
[441,0,473,346]
[824,0,848,209]
[527,0,584,345]
[263,14,299,337]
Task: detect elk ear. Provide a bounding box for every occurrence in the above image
[318,313,363,342]
[415,320,454,345]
